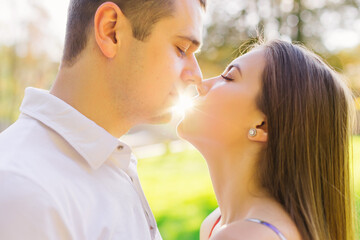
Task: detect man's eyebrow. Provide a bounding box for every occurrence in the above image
[176,35,201,48]
[226,64,243,77]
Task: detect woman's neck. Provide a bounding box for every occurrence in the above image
[199,143,270,225]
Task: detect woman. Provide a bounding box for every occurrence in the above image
[177,40,356,240]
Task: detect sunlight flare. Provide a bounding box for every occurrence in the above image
[172,94,195,116]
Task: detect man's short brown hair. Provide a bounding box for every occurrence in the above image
[62,0,206,65]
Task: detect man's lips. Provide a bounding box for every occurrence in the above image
[169,91,179,97]
[167,92,180,108]
[169,91,180,101]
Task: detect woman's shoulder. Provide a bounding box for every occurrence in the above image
[210,219,279,240]
[211,216,301,240]
[201,201,302,240]
[200,207,221,240]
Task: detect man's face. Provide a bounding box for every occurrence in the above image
[112,0,204,125]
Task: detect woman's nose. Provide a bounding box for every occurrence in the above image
[197,77,218,96]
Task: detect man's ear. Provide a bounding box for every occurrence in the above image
[94,2,124,58]
[248,121,268,143]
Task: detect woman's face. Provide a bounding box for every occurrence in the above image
[177,48,267,147]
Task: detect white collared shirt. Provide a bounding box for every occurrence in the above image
[0,87,162,240]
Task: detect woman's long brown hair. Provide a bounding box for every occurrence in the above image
[256,40,356,240]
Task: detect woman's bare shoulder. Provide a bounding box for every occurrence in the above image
[210,218,301,240]
[250,199,302,240]
[200,207,221,240]
[200,200,302,240]
[209,199,302,240]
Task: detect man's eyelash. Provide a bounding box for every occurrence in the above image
[177,47,186,57]
[221,74,233,81]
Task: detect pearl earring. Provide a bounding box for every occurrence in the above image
[249,128,257,137]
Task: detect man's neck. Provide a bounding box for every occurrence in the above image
[50,59,132,138]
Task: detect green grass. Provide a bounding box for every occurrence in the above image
[354,135,360,237]
[138,150,217,240]
[138,136,360,240]
[354,136,360,194]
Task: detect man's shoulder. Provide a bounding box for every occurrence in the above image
[0,171,74,239]
[0,116,83,186]
[0,117,42,165]
[0,115,50,150]
[0,171,52,199]
[0,171,59,215]
[0,115,75,166]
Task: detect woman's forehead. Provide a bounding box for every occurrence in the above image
[229,48,266,75]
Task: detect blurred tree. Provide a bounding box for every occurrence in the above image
[198,0,360,78]
[1,0,360,128]
[334,45,360,94]
[0,0,59,127]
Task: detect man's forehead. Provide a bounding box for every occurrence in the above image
[172,0,204,41]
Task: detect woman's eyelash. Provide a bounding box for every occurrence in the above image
[221,74,233,81]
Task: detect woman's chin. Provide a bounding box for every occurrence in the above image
[176,114,197,140]
[176,114,203,144]
[176,118,187,140]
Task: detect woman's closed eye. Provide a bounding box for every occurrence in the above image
[221,64,241,81]
[221,74,234,81]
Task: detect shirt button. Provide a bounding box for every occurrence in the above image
[117,145,124,150]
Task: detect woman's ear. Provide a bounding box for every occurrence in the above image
[248,121,268,143]
[94,2,124,58]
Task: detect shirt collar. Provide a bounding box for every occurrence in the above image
[19,87,131,170]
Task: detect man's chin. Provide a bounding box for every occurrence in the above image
[145,112,173,124]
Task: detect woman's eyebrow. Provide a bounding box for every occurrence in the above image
[226,64,242,77]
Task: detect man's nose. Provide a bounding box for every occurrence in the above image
[180,55,203,93]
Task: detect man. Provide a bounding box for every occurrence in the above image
[0,0,205,239]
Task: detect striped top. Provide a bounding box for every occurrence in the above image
[208,216,287,240]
